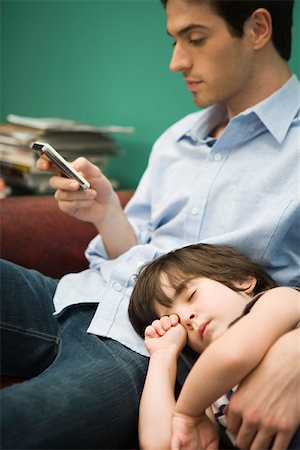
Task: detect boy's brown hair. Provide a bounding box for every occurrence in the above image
[128,243,276,338]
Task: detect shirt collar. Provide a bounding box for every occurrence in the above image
[178,74,300,144]
[177,103,227,143]
[243,74,300,143]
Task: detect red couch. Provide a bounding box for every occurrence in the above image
[0,191,134,278]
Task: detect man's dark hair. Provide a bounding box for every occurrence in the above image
[128,243,276,338]
[161,0,294,60]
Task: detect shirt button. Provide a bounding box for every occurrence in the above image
[113,282,122,292]
[191,206,199,215]
[214,153,221,161]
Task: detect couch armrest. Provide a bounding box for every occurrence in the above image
[0,191,134,278]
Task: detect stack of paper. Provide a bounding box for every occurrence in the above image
[0,114,134,193]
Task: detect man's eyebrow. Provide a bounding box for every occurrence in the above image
[167,24,208,37]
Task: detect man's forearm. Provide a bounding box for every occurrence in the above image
[94,192,137,259]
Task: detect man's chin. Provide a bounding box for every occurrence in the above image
[192,93,213,108]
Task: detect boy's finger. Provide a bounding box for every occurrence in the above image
[145,325,160,339]
[151,319,165,336]
[169,314,180,326]
[160,316,172,330]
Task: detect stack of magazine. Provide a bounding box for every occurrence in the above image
[0,114,134,194]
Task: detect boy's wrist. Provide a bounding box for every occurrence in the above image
[149,347,181,361]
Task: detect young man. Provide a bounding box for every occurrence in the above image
[1,0,299,449]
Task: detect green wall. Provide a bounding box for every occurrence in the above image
[1,0,299,189]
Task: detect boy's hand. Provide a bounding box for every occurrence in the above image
[144,315,187,357]
[171,412,219,450]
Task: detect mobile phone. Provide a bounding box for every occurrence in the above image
[32,142,90,191]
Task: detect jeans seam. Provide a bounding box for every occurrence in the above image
[0,321,61,344]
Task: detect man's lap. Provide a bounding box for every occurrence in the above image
[1,326,148,449]
[0,260,148,449]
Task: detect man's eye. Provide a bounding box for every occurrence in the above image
[189,38,205,46]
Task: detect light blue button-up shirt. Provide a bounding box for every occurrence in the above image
[54,75,300,356]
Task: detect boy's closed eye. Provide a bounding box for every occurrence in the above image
[188,289,197,302]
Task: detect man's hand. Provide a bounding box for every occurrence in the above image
[226,329,300,450]
[144,315,187,357]
[37,155,117,225]
[37,155,136,258]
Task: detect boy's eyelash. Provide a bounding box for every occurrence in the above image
[188,289,196,302]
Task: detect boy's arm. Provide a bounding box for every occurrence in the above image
[139,316,187,450]
[227,327,300,450]
[175,287,299,418]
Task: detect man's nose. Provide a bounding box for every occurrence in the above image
[169,44,192,73]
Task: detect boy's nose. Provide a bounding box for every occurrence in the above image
[181,312,196,329]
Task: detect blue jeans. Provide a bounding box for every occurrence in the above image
[0,260,148,449]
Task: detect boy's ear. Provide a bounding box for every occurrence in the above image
[235,277,257,295]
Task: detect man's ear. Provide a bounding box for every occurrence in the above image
[245,8,273,51]
[235,277,257,295]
